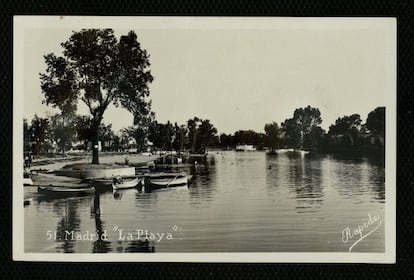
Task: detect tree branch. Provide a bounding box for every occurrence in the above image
[80,96,94,116]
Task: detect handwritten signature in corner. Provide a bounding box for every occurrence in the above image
[341,214,382,252]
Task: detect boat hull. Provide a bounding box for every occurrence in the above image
[32,172,84,184]
[112,177,140,190]
[37,185,95,195]
[145,172,189,190]
[149,176,188,187]
[90,178,113,188]
[54,166,136,179]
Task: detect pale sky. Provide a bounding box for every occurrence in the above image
[22,18,395,134]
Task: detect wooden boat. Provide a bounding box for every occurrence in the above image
[37,184,95,195]
[32,172,84,185]
[112,176,140,190]
[33,172,95,195]
[147,172,189,188]
[54,164,135,179]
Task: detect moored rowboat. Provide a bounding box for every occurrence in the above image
[147,172,189,188]
[37,184,95,195]
[54,164,135,180]
[32,172,84,185]
[112,176,140,190]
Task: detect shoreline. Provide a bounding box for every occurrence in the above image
[29,153,160,172]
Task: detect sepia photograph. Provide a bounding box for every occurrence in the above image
[13,16,396,262]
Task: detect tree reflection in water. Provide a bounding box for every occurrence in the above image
[187,159,217,206]
[115,239,155,253]
[36,195,93,253]
[285,153,324,213]
[53,198,83,253]
[368,165,385,202]
[91,192,112,253]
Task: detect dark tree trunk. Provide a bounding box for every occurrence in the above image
[91,120,100,164]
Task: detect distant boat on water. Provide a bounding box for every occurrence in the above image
[277,149,310,156]
[235,145,256,151]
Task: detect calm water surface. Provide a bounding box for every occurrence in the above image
[24,151,385,253]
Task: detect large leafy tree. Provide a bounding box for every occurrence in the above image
[49,113,75,154]
[30,115,50,157]
[40,29,153,163]
[281,118,301,149]
[281,106,322,149]
[148,121,174,151]
[75,115,93,148]
[328,114,363,148]
[172,123,188,152]
[219,133,235,149]
[293,106,322,134]
[293,106,322,149]
[49,103,77,154]
[234,130,265,146]
[198,119,219,149]
[123,125,147,153]
[99,123,116,151]
[366,107,385,136]
[187,117,218,154]
[264,122,280,154]
[125,107,155,152]
[366,106,385,147]
[328,114,362,135]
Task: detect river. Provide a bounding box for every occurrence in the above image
[24,150,385,253]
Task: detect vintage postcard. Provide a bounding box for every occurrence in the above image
[13,16,396,262]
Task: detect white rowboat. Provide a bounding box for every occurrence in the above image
[112,176,140,190]
[147,172,188,188]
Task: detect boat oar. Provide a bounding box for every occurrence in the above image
[165,173,186,188]
[166,174,179,188]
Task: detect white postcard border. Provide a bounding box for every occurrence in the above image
[13,16,396,263]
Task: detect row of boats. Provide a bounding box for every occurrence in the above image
[25,171,193,195]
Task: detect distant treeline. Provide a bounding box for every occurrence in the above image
[24,114,219,156]
[218,106,385,158]
[134,105,385,158]
[24,106,385,159]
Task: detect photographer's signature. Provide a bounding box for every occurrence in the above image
[341,214,382,252]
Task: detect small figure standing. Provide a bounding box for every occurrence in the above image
[24,154,32,168]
